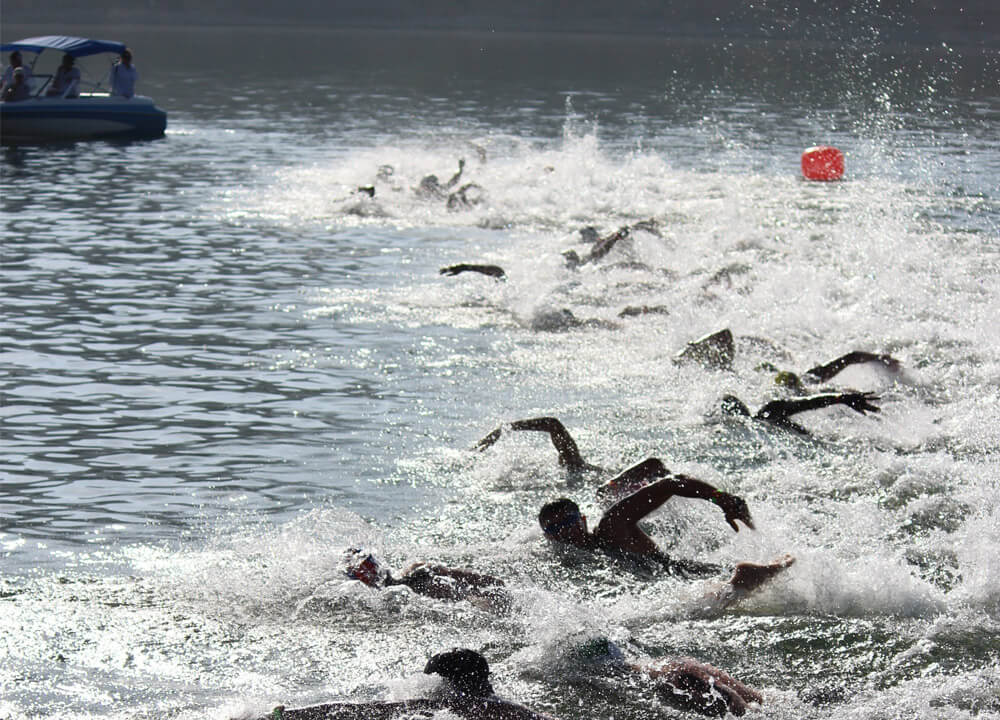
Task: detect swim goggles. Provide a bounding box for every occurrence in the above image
[543,510,582,537]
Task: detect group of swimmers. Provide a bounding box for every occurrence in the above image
[252,409,802,719]
[261,646,766,719]
[353,158,485,212]
[249,219,903,719]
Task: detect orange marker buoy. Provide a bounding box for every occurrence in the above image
[801,145,845,181]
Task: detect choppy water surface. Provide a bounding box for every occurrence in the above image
[1,24,998,720]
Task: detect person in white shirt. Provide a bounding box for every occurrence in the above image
[109,48,138,98]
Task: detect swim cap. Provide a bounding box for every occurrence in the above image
[774,371,803,390]
[424,648,494,697]
[344,548,383,587]
[720,395,751,417]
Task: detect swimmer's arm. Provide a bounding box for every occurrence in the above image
[586,226,629,263]
[262,698,443,719]
[604,472,753,532]
[473,416,588,470]
[449,698,557,720]
[439,263,506,279]
[596,457,670,499]
[756,392,881,421]
[443,158,465,189]
[409,563,505,589]
[804,351,901,382]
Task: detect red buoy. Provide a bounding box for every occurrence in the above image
[801,145,845,181]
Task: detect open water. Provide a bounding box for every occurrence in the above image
[1,23,998,720]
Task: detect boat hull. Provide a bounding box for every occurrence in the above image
[0,95,167,142]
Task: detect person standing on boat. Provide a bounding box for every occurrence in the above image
[1,50,32,94]
[109,48,138,99]
[46,54,81,98]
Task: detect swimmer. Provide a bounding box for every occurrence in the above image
[440,263,507,280]
[438,268,655,320]
[344,550,510,612]
[417,158,465,199]
[255,649,556,720]
[447,182,484,211]
[476,417,705,502]
[260,698,439,720]
[675,329,737,370]
[425,648,559,719]
[770,350,902,393]
[572,637,763,717]
[618,304,671,318]
[538,460,794,586]
[720,391,881,436]
[676,328,902,383]
[475,416,601,474]
[563,219,660,269]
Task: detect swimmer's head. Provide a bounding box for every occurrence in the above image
[720,395,751,417]
[344,548,384,587]
[538,498,586,542]
[424,648,494,697]
[774,371,804,392]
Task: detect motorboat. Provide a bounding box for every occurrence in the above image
[0,35,167,142]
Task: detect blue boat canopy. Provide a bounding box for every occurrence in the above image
[0,35,126,58]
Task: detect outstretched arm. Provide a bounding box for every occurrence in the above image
[603,470,753,532]
[401,563,505,591]
[596,457,670,500]
[474,416,588,470]
[803,351,901,383]
[260,699,443,720]
[756,391,881,423]
[585,226,630,264]
[439,263,506,279]
[443,158,465,189]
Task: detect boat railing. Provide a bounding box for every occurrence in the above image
[21,75,121,101]
[28,73,52,97]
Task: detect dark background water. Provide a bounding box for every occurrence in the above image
[3,0,999,47]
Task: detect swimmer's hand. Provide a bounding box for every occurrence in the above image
[473,427,502,452]
[714,492,754,532]
[842,391,881,415]
[440,263,506,279]
[876,354,902,372]
[728,554,795,594]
